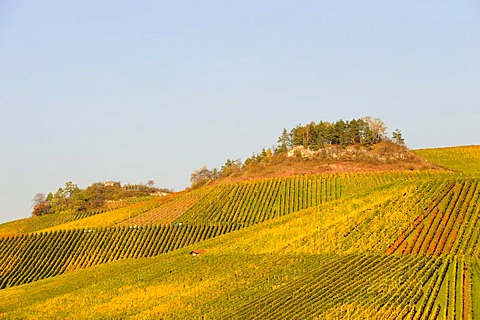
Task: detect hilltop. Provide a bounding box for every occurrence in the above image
[190,117,437,188]
[214,141,437,184]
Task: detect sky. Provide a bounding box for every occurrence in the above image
[1,0,479,224]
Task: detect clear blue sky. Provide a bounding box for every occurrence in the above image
[1,1,479,223]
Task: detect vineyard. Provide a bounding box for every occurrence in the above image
[0,223,246,289]
[219,254,478,320]
[0,173,351,289]
[0,146,479,318]
[415,145,480,175]
[387,179,480,256]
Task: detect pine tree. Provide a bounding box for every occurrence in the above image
[392,129,405,145]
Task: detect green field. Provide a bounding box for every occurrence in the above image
[415,145,480,175]
[0,146,479,319]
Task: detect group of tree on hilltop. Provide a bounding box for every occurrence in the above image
[278,116,403,151]
[190,117,405,188]
[32,180,169,216]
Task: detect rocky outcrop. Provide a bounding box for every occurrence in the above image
[286,142,411,163]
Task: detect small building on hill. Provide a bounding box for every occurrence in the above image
[190,249,206,256]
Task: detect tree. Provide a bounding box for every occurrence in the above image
[146,180,155,187]
[392,129,405,145]
[32,193,46,208]
[53,181,80,200]
[190,166,217,188]
[306,122,319,149]
[63,181,80,199]
[363,117,386,143]
[354,118,368,144]
[363,125,376,147]
[32,193,51,216]
[348,119,365,144]
[220,159,242,177]
[315,121,331,146]
[300,124,313,147]
[332,119,348,146]
[290,124,304,146]
[277,128,291,151]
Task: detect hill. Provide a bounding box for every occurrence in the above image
[0,145,479,318]
[193,141,437,188]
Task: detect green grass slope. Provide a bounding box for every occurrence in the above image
[415,145,480,175]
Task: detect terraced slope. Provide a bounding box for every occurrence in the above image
[0,224,243,289]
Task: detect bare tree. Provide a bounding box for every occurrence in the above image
[146,180,155,187]
[32,193,46,208]
[362,116,387,143]
[190,166,217,188]
[32,193,50,216]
